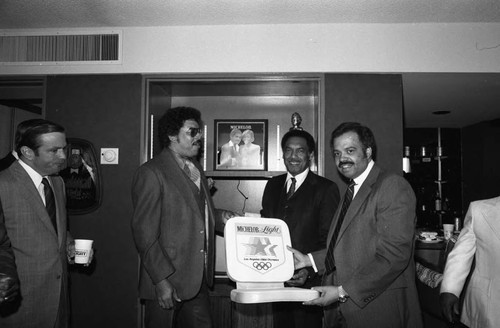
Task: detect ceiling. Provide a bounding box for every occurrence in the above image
[1,0,499,128]
[1,0,500,28]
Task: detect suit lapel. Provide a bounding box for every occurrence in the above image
[10,162,59,239]
[159,150,203,221]
[286,172,316,230]
[194,159,213,222]
[482,197,500,242]
[335,164,381,246]
[48,175,66,246]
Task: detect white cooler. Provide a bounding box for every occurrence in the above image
[224,216,319,304]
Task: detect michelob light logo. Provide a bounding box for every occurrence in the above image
[235,224,285,274]
[75,249,89,256]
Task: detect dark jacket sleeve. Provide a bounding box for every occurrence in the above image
[0,205,18,280]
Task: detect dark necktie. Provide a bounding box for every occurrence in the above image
[286,177,296,200]
[41,178,58,234]
[325,180,356,274]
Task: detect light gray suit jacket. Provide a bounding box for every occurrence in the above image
[0,161,70,328]
[131,149,225,301]
[313,164,423,328]
[441,196,500,328]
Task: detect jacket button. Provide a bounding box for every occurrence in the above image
[200,249,204,253]
[200,230,204,234]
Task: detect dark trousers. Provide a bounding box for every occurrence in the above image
[144,282,212,328]
[273,301,323,328]
[323,302,347,328]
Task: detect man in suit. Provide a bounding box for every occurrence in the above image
[0,119,74,328]
[289,122,422,328]
[261,129,340,328]
[218,128,242,168]
[131,106,236,328]
[440,195,500,328]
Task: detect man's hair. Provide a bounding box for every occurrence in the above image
[15,119,65,155]
[281,129,316,155]
[330,122,377,160]
[230,128,242,138]
[158,107,201,148]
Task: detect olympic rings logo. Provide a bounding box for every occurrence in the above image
[253,262,272,271]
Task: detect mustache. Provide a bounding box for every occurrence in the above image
[193,140,202,147]
[338,161,354,167]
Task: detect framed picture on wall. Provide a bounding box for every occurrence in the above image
[60,138,102,214]
[214,119,268,171]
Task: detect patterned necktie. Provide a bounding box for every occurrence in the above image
[286,177,296,200]
[325,180,356,274]
[41,178,58,234]
[184,160,200,189]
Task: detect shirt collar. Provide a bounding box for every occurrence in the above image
[287,168,309,190]
[18,158,44,187]
[169,149,189,169]
[352,160,374,196]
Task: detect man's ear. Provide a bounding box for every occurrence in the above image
[169,135,177,143]
[20,146,34,160]
[366,147,372,160]
[309,151,315,163]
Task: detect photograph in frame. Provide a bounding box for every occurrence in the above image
[214,119,268,171]
[60,138,102,214]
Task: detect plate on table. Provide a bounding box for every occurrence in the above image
[418,237,444,243]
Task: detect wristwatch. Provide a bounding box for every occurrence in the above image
[338,285,349,303]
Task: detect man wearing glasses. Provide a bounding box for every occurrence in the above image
[131,106,236,328]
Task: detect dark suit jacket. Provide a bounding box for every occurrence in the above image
[261,171,340,286]
[0,161,70,328]
[0,218,17,281]
[0,152,16,172]
[313,164,423,328]
[131,149,225,301]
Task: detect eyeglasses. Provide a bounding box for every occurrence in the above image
[185,127,203,138]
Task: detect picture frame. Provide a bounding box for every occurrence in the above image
[214,119,268,171]
[60,138,102,214]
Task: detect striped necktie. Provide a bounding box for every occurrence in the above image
[324,180,356,274]
[184,160,200,189]
[286,177,296,200]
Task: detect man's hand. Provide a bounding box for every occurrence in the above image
[286,268,308,287]
[0,273,19,304]
[155,278,181,310]
[303,286,340,307]
[440,292,460,323]
[67,240,75,264]
[67,241,94,266]
[286,246,311,270]
[207,178,215,190]
[221,210,240,224]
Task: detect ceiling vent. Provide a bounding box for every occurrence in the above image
[0,31,121,64]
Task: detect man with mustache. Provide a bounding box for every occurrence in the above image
[131,107,237,328]
[261,129,339,328]
[0,119,76,328]
[289,122,422,327]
